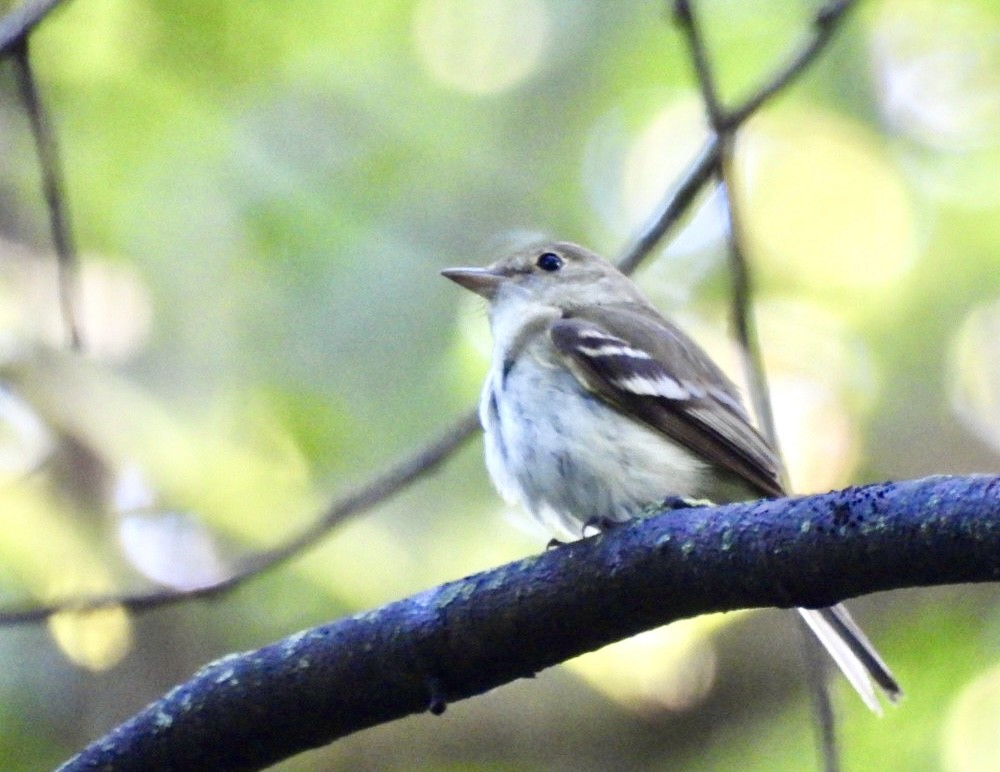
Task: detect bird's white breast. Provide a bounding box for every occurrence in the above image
[480,329,708,540]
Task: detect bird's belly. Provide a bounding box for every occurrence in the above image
[483,363,707,539]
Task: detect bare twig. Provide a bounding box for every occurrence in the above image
[619,0,855,279]
[11,38,82,350]
[0,410,480,625]
[671,2,858,768]
[715,142,783,466]
[798,613,840,772]
[672,0,725,127]
[0,0,72,56]
[727,1,855,128]
[665,0,858,447]
[670,0,857,438]
[616,134,720,276]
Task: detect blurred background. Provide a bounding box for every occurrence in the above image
[1,0,1000,769]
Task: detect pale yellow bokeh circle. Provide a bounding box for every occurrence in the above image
[621,97,709,232]
[942,663,1000,772]
[738,108,918,292]
[46,564,133,671]
[566,616,727,711]
[948,298,1000,454]
[654,301,872,496]
[412,0,550,94]
[871,0,1000,151]
[49,606,133,672]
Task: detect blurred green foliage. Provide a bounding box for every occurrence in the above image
[1,0,1000,769]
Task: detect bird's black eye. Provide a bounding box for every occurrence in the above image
[536,252,563,272]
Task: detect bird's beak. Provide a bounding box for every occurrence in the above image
[440,266,505,300]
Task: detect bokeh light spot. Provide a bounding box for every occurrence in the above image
[48,605,133,672]
[948,298,1000,454]
[739,108,918,293]
[757,299,875,493]
[412,0,550,95]
[870,0,1000,152]
[941,662,1000,772]
[869,0,1000,207]
[619,97,711,235]
[771,373,858,495]
[566,616,730,712]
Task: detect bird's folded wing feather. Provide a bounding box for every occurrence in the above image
[549,305,783,498]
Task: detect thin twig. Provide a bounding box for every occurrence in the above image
[799,615,840,772]
[616,134,720,276]
[715,149,835,765]
[11,38,82,350]
[621,0,855,278]
[672,2,858,769]
[669,0,856,448]
[0,410,480,625]
[0,0,71,56]
[715,140,783,466]
[727,1,856,128]
[672,0,725,127]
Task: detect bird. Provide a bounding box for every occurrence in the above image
[442,240,902,712]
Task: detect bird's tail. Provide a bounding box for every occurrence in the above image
[797,604,903,714]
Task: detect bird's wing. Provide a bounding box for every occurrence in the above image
[549,305,783,498]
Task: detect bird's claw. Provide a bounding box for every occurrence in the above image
[660,495,714,511]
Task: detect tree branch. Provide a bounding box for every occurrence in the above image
[0,0,73,56]
[715,141,783,465]
[619,0,857,278]
[671,4,858,760]
[671,0,857,450]
[672,1,725,126]
[60,475,1000,771]
[0,410,481,625]
[726,0,856,129]
[615,134,720,276]
[11,38,82,350]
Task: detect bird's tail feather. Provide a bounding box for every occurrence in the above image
[797,604,902,714]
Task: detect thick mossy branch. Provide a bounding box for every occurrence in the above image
[62,475,1000,771]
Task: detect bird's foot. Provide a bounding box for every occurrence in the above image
[660,495,714,511]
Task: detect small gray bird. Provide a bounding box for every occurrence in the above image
[443,240,901,712]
